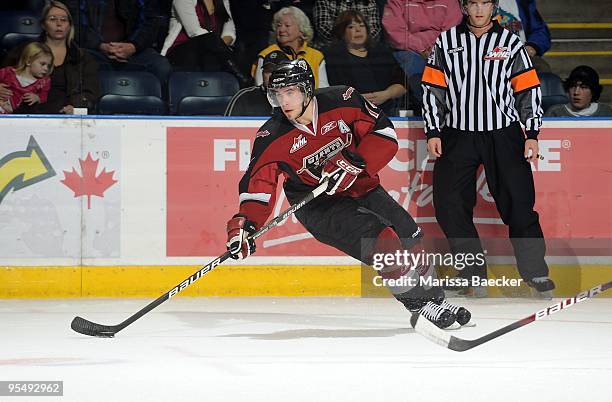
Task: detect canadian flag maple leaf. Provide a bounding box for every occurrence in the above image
[61,153,117,209]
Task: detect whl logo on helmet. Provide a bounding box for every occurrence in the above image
[484,46,510,60]
[290,134,307,153]
[297,59,309,71]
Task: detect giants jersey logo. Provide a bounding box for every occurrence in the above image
[296,134,352,179]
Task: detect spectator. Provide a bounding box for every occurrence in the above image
[0,1,99,114]
[495,0,551,72]
[546,66,612,117]
[252,6,328,88]
[230,1,276,79]
[225,50,289,116]
[324,10,406,115]
[65,0,172,85]
[383,0,462,77]
[269,0,315,23]
[0,42,52,113]
[314,0,382,48]
[230,1,314,75]
[382,0,462,113]
[160,0,250,87]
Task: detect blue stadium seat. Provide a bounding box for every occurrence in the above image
[168,72,240,115]
[2,33,39,51]
[538,72,569,113]
[0,11,41,53]
[0,0,45,11]
[97,71,167,115]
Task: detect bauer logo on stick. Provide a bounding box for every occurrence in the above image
[535,284,603,320]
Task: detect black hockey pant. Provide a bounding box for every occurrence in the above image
[285,185,421,265]
[433,123,549,281]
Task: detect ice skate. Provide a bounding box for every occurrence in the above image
[409,301,457,329]
[527,277,555,300]
[438,299,475,327]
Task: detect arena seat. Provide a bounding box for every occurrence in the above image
[97,71,166,115]
[168,71,239,115]
[0,11,41,55]
[538,72,569,113]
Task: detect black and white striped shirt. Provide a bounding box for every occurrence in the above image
[421,20,543,140]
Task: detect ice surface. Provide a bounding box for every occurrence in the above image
[0,297,610,402]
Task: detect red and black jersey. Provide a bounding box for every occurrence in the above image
[238,85,398,229]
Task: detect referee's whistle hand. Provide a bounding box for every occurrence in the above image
[524,139,539,162]
[427,138,442,157]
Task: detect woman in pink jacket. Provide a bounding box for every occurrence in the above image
[383,0,462,77]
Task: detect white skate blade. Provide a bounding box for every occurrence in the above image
[444,321,462,330]
[532,289,553,300]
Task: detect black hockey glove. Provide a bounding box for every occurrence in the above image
[320,149,366,195]
[226,215,257,260]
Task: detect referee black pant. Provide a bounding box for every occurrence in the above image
[433,122,549,281]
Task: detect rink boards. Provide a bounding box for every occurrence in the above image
[0,116,611,298]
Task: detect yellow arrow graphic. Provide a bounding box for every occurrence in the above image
[0,136,56,204]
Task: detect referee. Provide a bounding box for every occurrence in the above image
[421,0,555,297]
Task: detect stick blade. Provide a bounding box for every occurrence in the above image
[71,316,117,338]
[447,336,477,352]
[414,315,479,352]
[413,315,452,347]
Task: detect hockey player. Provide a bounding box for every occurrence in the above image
[421,0,555,297]
[225,59,471,328]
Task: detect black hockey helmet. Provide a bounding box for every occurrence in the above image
[267,58,315,108]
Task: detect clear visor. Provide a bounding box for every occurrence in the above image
[267,84,307,108]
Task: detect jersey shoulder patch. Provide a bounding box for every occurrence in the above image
[252,115,294,154]
[315,85,363,112]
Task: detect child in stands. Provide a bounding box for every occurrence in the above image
[0,42,53,113]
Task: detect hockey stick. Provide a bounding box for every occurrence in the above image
[71,180,330,338]
[413,280,612,352]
